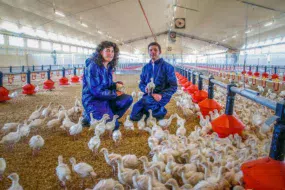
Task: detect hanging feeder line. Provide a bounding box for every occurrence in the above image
[183,65,284,91]
[176,66,284,189]
[1,65,84,85]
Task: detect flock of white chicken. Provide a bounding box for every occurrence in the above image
[0,75,280,190]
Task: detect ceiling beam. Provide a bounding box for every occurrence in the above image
[123,31,168,44]
[237,0,285,13]
[123,30,237,51]
[175,32,238,51]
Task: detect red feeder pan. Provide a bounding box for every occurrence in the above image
[272,73,279,80]
[262,72,269,78]
[71,75,80,83]
[198,98,222,117]
[43,79,55,90]
[187,84,198,95]
[179,78,187,84]
[183,81,192,89]
[211,114,245,138]
[59,77,69,85]
[241,70,246,75]
[0,86,11,102]
[22,83,36,95]
[192,90,208,103]
[247,70,253,76]
[254,72,260,77]
[241,157,285,190]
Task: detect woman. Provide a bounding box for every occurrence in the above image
[81,41,133,130]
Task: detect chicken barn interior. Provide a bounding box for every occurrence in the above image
[0,0,285,189]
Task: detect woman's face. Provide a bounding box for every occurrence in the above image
[100,47,114,63]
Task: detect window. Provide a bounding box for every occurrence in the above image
[89,49,93,54]
[27,39,39,48]
[21,26,36,36]
[70,46,77,53]
[62,45,70,52]
[262,47,269,54]
[48,33,58,41]
[58,35,67,43]
[53,43,61,51]
[0,34,4,44]
[84,48,89,54]
[78,47,83,53]
[36,29,48,39]
[9,36,24,47]
[41,41,51,50]
[270,44,285,53]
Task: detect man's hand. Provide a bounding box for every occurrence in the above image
[152,93,162,102]
[116,91,124,96]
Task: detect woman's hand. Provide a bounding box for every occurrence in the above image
[116,91,124,96]
[152,94,162,102]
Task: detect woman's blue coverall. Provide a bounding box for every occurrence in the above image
[82,53,133,130]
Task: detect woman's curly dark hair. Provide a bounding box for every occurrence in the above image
[94,41,119,69]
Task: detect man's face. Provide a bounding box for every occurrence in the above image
[148,45,160,61]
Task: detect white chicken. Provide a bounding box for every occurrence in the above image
[158,114,175,130]
[7,173,23,190]
[70,157,97,187]
[88,135,101,157]
[124,115,134,130]
[60,113,75,134]
[47,115,61,131]
[146,77,155,95]
[69,117,83,140]
[89,113,109,131]
[28,105,43,121]
[0,125,21,150]
[56,155,71,188]
[29,135,44,156]
[1,122,19,134]
[138,114,146,130]
[42,102,52,118]
[95,116,109,136]
[176,123,187,137]
[106,115,120,136]
[112,129,122,147]
[86,178,120,190]
[0,158,6,180]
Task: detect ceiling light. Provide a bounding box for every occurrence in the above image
[54,10,65,17]
[97,30,102,34]
[81,23,88,27]
[264,22,273,27]
[222,39,226,42]
[232,35,237,38]
[245,29,252,34]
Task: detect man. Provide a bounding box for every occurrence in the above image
[130,42,177,121]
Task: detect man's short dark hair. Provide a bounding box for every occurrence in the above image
[148,42,161,53]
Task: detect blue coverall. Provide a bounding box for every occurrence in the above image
[82,53,133,130]
[130,58,177,121]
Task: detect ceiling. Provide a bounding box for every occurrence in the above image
[0,0,285,55]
